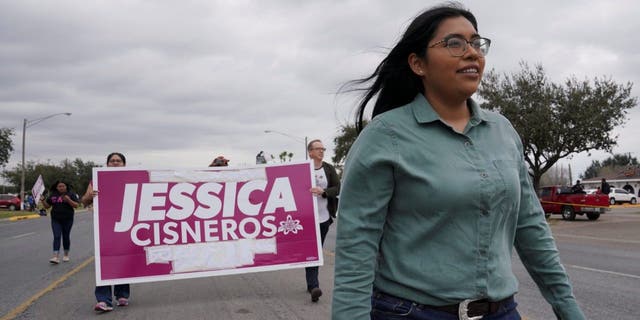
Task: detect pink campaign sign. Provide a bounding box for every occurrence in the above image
[93,162,321,285]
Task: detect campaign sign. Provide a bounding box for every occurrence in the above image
[93,162,321,285]
[31,174,45,202]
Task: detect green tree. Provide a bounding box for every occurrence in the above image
[332,120,368,168]
[478,61,637,190]
[582,153,639,179]
[278,151,293,163]
[0,128,14,167]
[1,158,100,197]
[582,160,602,180]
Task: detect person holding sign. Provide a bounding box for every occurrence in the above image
[41,180,79,264]
[332,3,585,320]
[306,139,340,303]
[81,152,131,312]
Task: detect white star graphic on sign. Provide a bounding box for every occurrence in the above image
[278,215,304,235]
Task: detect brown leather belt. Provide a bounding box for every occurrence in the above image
[374,290,514,318]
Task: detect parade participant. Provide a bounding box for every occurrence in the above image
[42,180,79,264]
[571,179,584,193]
[82,152,131,312]
[209,155,230,167]
[305,139,340,303]
[601,178,611,195]
[332,3,585,319]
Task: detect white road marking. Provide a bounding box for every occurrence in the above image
[566,264,640,280]
[10,232,36,240]
[553,233,640,244]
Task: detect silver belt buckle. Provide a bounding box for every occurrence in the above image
[458,298,484,320]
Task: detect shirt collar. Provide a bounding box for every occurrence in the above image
[410,93,491,126]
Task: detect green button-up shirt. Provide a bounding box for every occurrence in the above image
[332,94,585,319]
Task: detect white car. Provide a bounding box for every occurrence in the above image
[608,188,637,205]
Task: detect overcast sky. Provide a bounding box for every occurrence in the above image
[1,0,638,179]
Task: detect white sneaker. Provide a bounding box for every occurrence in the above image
[62,256,70,262]
[49,256,59,264]
[94,302,113,312]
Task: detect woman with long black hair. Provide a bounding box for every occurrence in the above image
[41,180,79,264]
[332,3,585,320]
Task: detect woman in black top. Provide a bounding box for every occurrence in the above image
[41,180,79,264]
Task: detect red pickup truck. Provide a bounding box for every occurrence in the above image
[538,185,609,221]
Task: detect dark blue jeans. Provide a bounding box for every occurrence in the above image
[95,284,130,307]
[51,218,73,252]
[305,218,333,290]
[371,291,520,320]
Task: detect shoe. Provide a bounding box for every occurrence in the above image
[310,287,322,302]
[49,256,59,264]
[117,297,129,307]
[94,302,113,312]
[62,256,70,262]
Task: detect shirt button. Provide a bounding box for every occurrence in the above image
[481,210,489,216]
[464,141,472,147]
[480,173,488,178]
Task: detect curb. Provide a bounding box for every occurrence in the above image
[2,209,89,222]
[611,204,640,208]
[8,214,42,221]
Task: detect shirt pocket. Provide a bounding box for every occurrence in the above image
[492,160,521,209]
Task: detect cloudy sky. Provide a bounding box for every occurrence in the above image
[1,0,638,179]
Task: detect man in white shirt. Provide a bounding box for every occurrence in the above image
[306,139,340,303]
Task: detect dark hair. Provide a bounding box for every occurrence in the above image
[307,139,322,151]
[49,180,73,194]
[209,156,229,167]
[344,2,477,132]
[107,152,126,165]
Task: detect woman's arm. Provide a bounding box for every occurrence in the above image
[332,121,395,320]
[81,183,94,206]
[41,196,51,209]
[63,194,79,209]
[511,135,585,319]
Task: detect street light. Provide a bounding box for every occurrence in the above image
[20,112,72,210]
[264,130,308,160]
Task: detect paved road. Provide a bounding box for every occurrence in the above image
[516,208,640,319]
[1,207,639,319]
[1,211,335,320]
[0,211,95,318]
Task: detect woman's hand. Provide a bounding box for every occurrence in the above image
[63,193,79,208]
[81,184,97,206]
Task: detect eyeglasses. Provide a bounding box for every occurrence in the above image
[428,36,491,57]
[311,148,326,152]
[108,159,123,163]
